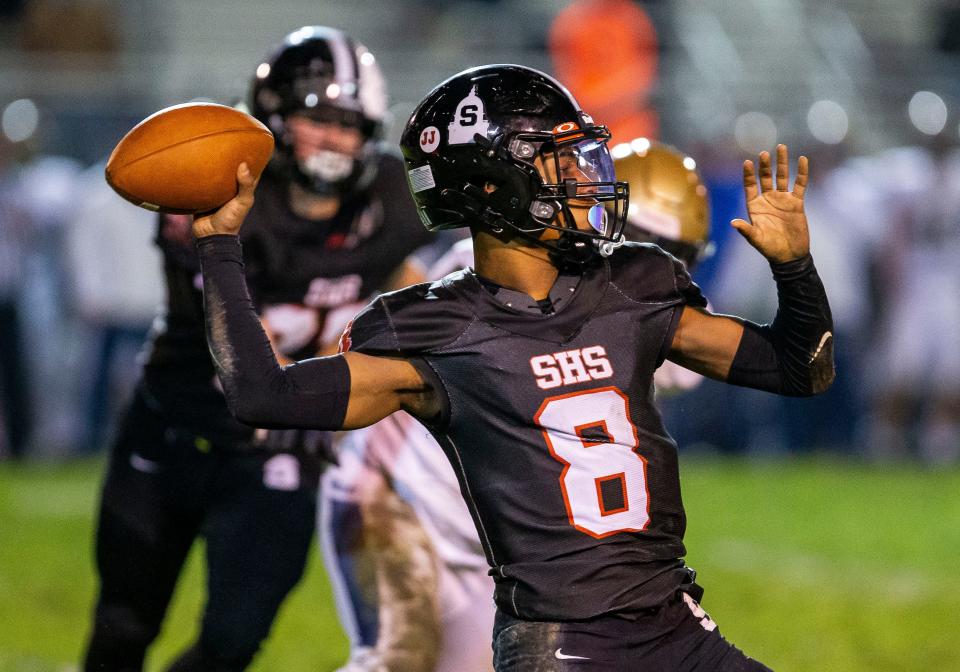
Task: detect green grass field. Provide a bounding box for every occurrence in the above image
[1,456,958,672]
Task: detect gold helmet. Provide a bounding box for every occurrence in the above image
[611,138,711,269]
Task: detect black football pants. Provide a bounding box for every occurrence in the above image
[83,387,320,671]
[492,592,773,672]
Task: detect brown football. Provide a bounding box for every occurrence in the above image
[105,102,274,214]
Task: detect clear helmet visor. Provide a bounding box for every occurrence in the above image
[558,137,617,186]
[513,123,629,259]
[549,137,618,235]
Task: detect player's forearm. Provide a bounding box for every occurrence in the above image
[728,254,835,396]
[197,235,351,429]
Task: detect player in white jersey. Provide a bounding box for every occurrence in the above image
[320,236,494,672]
[319,140,712,672]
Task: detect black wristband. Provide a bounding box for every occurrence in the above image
[727,254,834,396]
[770,253,815,282]
[196,233,243,260]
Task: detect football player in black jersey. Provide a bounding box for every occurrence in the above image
[82,27,430,672]
[320,141,715,672]
[190,65,834,671]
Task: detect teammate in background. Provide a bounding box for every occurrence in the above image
[192,65,834,670]
[321,140,713,672]
[83,27,429,671]
[320,237,494,672]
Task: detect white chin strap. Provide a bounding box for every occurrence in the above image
[301,150,353,182]
[596,233,626,258]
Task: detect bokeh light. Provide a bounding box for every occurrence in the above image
[630,137,651,155]
[908,91,947,135]
[2,98,39,143]
[734,111,777,153]
[807,100,849,144]
[610,142,632,159]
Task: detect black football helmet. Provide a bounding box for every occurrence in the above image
[399,64,628,262]
[251,26,388,197]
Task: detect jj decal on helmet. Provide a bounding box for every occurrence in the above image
[419,126,441,154]
[399,64,629,263]
[250,26,388,198]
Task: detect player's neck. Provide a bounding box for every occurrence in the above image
[288,183,341,221]
[472,230,560,301]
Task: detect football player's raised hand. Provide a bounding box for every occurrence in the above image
[192,163,259,238]
[731,144,810,264]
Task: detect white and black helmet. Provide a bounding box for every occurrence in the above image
[251,26,388,197]
[399,64,629,263]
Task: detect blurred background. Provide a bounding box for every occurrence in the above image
[1,1,959,670]
[4,0,960,463]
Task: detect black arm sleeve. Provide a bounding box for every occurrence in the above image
[197,235,351,429]
[726,254,835,397]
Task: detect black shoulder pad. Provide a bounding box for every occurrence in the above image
[339,274,475,356]
[607,242,707,307]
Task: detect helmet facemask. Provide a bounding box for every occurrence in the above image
[472,124,628,263]
[281,109,376,198]
[525,125,628,259]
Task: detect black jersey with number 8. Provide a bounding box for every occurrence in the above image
[341,242,707,620]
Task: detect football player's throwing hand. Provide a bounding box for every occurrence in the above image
[732,144,810,264]
[192,163,259,238]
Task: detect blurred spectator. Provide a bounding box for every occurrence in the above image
[0,135,34,459]
[15,150,84,456]
[549,0,659,141]
[64,160,163,454]
[861,143,960,465]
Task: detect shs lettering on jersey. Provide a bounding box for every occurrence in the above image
[530,346,613,389]
[341,243,706,622]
